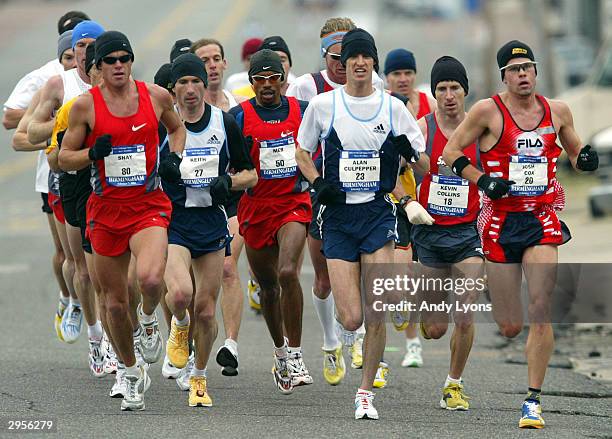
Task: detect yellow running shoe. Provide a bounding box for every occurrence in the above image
[419,321,432,340]
[350,337,363,369]
[248,279,262,312]
[519,400,545,429]
[440,382,470,410]
[390,309,410,331]
[322,346,346,386]
[166,316,190,369]
[188,376,212,407]
[54,302,66,342]
[373,362,389,388]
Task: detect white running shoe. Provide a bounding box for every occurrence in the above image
[134,335,150,372]
[288,349,313,386]
[216,340,239,376]
[60,303,83,343]
[138,305,163,364]
[272,354,293,394]
[401,341,423,368]
[103,335,118,375]
[162,353,182,379]
[355,389,379,420]
[121,366,150,411]
[110,366,126,398]
[176,352,195,391]
[88,338,106,377]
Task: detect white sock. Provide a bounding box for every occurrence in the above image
[70,298,81,307]
[445,375,462,387]
[356,323,366,336]
[59,295,69,307]
[406,336,420,349]
[139,306,155,324]
[191,367,206,377]
[312,289,341,350]
[274,343,288,358]
[288,346,301,355]
[173,313,189,327]
[225,338,238,353]
[125,365,139,377]
[87,321,103,340]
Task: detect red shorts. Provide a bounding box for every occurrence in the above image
[47,192,65,224]
[478,204,571,263]
[237,193,312,250]
[86,190,172,257]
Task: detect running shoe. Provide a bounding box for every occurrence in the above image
[88,337,106,377]
[272,354,293,394]
[162,353,182,379]
[440,382,470,410]
[133,336,150,371]
[103,334,118,375]
[373,362,389,389]
[288,349,313,386]
[335,318,356,347]
[60,302,82,343]
[216,339,239,376]
[247,279,261,312]
[54,300,67,342]
[120,366,150,411]
[166,317,190,368]
[188,376,212,407]
[138,305,163,364]
[322,346,346,386]
[354,389,379,420]
[401,340,423,368]
[110,365,126,398]
[176,352,195,391]
[519,400,545,429]
[390,309,410,331]
[350,337,363,369]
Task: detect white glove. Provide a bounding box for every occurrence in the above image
[404,201,435,225]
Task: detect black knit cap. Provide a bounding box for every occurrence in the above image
[497,40,536,79]
[430,56,469,96]
[85,44,96,75]
[340,28,379,73]
[260,36,292,66]
[154,63,173,92]
[170,38,192,62]
[95,31,134,66]
[171,53,208,87]
[248,49,285,82]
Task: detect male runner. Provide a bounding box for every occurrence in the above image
[258,36,294,95]
[414,56,482,410]
[230,49,312,393]
[295,28,428,419]
[159,53,256,406]
[443,40,598,428]
[225,37,263,94]
[59,30,186,411]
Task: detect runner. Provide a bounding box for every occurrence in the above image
[225,37,263,94]
[230,49,312,393]
[295,28,428,419]
[159,53,256,405]
[59,30,187,411]
[170,38,192,62]
[413,56,482,410]
[443,40,599,428]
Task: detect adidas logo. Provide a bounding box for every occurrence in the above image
[207,134,221,144]
[373,124,386,134]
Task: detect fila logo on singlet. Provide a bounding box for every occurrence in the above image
[373,124,386,134]
[132,123,147,131]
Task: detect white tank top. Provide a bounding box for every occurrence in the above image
[223,89,238,109]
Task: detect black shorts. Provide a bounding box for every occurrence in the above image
[59,173,79,227]
[308,191,323,240]
[41,192,52,214]
[76,184,92,254]
[412,221,483,266]
[394,202,412,250]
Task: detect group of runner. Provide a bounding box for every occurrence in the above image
[3,11,599,428]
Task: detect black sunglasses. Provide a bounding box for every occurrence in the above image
[101,54,132,65]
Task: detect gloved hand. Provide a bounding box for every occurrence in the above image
[88,134,112,161]
[158,152,182,184]
[391,134,420,163]
[477,174,514,200]
[576,144,598,171]
[313,176,343,205]
[209,174,232,205]
[404,201,434,225]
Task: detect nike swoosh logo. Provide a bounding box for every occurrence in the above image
[262,66,271,70]
[132,123,147,131]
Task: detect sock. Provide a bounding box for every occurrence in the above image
[356,323,366,336]
[191,367,206,378]
[357,388,372,395]
[288,346,301,356]
[125,365,139,377]
[59,295,69,307]
[312,289,341,350]
[445,375,462,388]
[139,306,155,324]
[526,387,541,403]
[406,336,420,349]
[173,313,189,327]
[225,338,238,353]
[87,321,103,340]
[274,343,288,358]
[70,298,81,307]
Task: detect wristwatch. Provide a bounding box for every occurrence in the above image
[399,195,412,208]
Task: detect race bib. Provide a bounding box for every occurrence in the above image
[509,155,548,196]
[104,144,146,187]
[259,137,297,179]
[427,174,469,216]
[339,150,380,192]
[180,147,219,188]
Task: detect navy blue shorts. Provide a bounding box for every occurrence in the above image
[168,205,232,259]
[320,196,397,262]
[412,222,483,265]
[394,202,412,250]
[309,191,323,240]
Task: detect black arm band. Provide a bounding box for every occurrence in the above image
[451,156,471,177]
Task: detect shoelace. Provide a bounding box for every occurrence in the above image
[127,375,138,399]
[446,383,470,400]
[68,307,82,324]
[170,325,189,346]
[357,392,373,409]
[407,343,421,355]
[193,377,206,395]
[326,353,338,373]
[276,357,290,379]
[524,401,540,418]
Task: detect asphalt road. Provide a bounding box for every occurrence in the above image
[0,1,611,438]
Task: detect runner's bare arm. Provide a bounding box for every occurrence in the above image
[47,147,61,172]
[12,91,47,152]
[413,116,430,175]
[3,108,25,130]
[295,149,320,184]
[550,100,583,170]
[154,86,186,155]
[58,94,93,171]
[27,76,62,145]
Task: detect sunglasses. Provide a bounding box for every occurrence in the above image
[251,73,283,83]
[500,61,537,73]
[326,51,342,60]
[101,54,132,65]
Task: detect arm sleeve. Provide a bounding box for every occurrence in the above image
[392,98,425,153]
[296,99,322,153]
[223,112,254,171]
